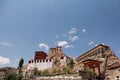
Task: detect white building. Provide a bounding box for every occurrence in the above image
[26,46,71,71]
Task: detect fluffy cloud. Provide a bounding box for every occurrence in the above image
[0,41,12,47]
[69,36,79,41]
[68,27,77,34]
[89,41,94,45]
[57,41,68,46]
[95,44,98,47]
[0,56,10,65]
[82,29,86,33]
[102,43,105,45]
[38,43,49,51]
[57,41,73,48]
[95,43,104,46]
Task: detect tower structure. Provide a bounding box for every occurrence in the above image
[47,46,63,59]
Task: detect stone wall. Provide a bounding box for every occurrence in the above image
[105,68,120,80]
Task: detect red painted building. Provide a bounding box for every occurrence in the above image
[34,51,47,60]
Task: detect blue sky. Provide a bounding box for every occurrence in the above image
[0,0,120,67]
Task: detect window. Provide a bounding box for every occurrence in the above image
[101,48,104,53]
[98,49,100,54]
[61,56,64,59]
[49,59,51,62]
[43,60,45,62]
[116,76,120,80]
[29,61,31,63]
[37,60,39,63]
[35,60,36,63]
[117,76,119,78]
[105,48,107,51]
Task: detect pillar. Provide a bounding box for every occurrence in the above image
[98,66,101,80]
[84,64,87,71]
[93,67,95,73]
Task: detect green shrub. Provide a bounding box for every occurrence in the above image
[17,73,22,80]
[63,67,70,74]
[6,72,17,80]
[6,72,22,80]
[41,69,49,76]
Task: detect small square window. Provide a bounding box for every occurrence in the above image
[61,57,64,59]
[117,76,119,78]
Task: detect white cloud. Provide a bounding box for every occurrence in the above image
[95,44,98,47]
[57,41,68,46]
[68,27,77,34]
[82,29,86,33]
[0,41,12,47]
[38,43,49,51]
[64,44,74,48]
[89,41,94,45]
[0,56,10,65]
[102,43,105,45]
[57,41,73,48]
[69,36,79,41]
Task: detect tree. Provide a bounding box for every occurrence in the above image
[86,67,95,79]
[17,73,22,80]
[19,58,24,68]
[63,67,70,74]
[6,72,22,80]
[18,58,24,74]
[41,69,49,76]
[33,68,40,76]
[52,68,61,75]
[67,59,75,69]
[6,72,17,80]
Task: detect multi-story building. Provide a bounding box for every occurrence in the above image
[28,51,53,70]
[22,44,120,80]
[75,44,120,80]
[27,46,71,71]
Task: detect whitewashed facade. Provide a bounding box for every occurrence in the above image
[28,59,53,70]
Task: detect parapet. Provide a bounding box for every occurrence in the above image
[28,59,52,64]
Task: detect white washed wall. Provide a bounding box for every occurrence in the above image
[28,59,53,70]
